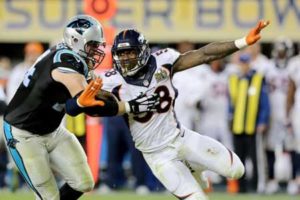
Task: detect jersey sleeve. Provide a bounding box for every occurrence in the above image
[153,48,180,65]
[152,48,180,76]
[53,49,88,78]
[287,57,299,82]
[99,69,123,92]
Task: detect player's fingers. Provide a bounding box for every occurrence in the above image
[253,35,261,43]
[260,20,270,30]
[86,79,102,96]
[94,79,103,91]
[93,78,102,86]
[81,80,96,97]
[256,20,270,33]
[95,100,105,107]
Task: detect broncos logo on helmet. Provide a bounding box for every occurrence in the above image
[112,29,151,77]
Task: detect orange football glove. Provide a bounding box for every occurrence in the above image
[77,78,105,107]
[246,20,270,45]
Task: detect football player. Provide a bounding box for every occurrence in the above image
[286,39,300,195]
[265,37,297,194]
[195,59,233,150]
[2,15,159,200]
[99,20,269,200]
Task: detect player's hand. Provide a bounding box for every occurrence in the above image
[284,118,294,135]
[77,78,105,107]
[128,93,160,114]
[246,20,270,45]
[256,124,268,134]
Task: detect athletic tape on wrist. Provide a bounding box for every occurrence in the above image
[234,37,248,49]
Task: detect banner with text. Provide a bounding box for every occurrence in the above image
[0,0,298,43]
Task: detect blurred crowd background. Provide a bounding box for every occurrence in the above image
[1,0,300,197]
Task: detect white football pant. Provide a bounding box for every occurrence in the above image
[143,127,244,200]
[3,123,94,200]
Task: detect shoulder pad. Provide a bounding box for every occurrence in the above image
[99,69,123,92]
[53,49,88,77]
[152,48,180,65]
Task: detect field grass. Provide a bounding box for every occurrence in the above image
[1,191,299,200]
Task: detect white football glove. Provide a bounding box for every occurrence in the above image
[127,93,160,114]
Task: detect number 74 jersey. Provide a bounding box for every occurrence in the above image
[100,48,182,153]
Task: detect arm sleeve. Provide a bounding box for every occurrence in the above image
[153,48,181,76]
[257,79,270,125]
[83,99,119,117]
[65,94,119,117]
[0,100,6,115]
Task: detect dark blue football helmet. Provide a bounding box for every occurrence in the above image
[112,29,151,77]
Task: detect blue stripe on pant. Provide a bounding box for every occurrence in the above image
[3,121,42,199]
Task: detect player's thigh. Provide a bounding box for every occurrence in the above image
[266,122,283,150]
[50,126,94,192]
[3,124,58,199]
[181,129,244,179]
[143,150,201,197]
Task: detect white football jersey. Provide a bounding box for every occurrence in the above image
[172,65,206,130]
[100,48,181,152]
[265,60,290,121]
[250,54,272,75]
[193,65,233,148]
[196,65,231,122]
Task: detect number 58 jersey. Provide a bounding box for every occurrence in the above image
[100,48,182,153]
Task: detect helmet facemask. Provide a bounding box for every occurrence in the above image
[83,41,106,70]
[113,43,150,77]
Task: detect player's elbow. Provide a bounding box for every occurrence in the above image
[75,177,95,192]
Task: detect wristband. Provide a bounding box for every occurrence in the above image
[76,99,84,108]
[66,97,84,116]
[234,37,248,49]
[124,102,131,113]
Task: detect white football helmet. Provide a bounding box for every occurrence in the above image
[272,37,294,68]
[63,14,106,69]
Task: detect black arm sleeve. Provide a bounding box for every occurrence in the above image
[0,100,6,115]
[83,98,119,117]
[65,90,119,117]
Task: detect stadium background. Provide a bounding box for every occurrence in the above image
[0,0,299,200]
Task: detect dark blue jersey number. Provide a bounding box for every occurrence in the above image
[105,70,117,77]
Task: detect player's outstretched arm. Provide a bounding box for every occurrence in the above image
[173,20,270,73]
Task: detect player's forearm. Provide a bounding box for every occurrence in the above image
[173,41,238,72]
[197,41,238,63]
[117,101,128,115]
[174,20,269,73]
